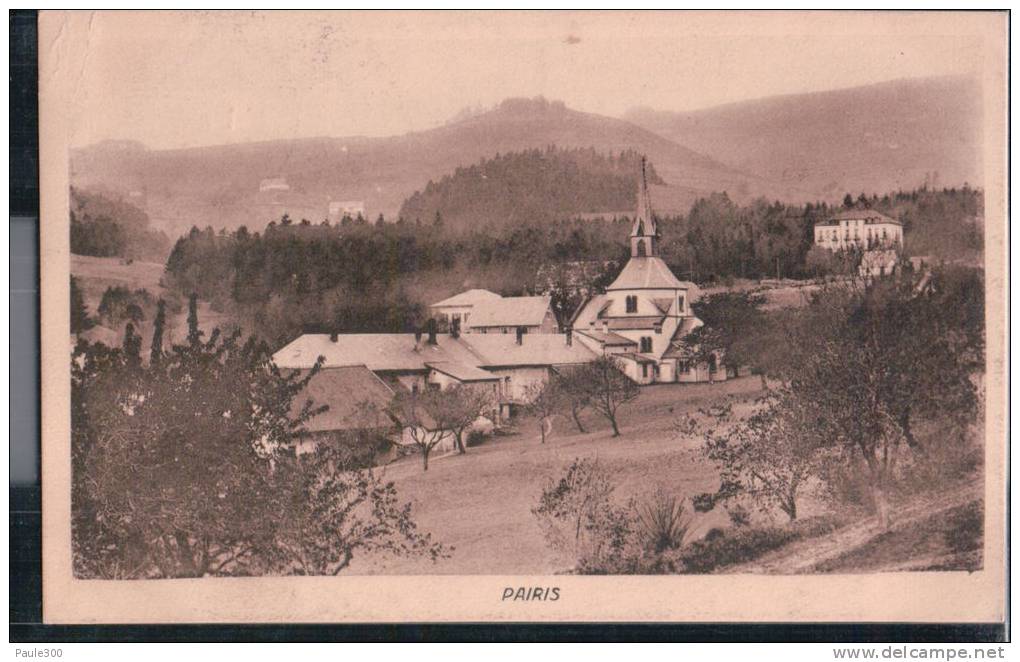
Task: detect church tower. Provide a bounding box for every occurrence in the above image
[630,157,659,258]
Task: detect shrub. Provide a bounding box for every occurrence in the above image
[466,430,487,447]
[636,491,693,554]
[671,515,840,573]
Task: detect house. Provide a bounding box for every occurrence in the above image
[328,200,366,221]
[813,209,903,251]
[428,289,502,330]
[259,177,290,192]
[465,295,559,334]
[569,158,719,384]
[287,365,395,458]
[429,290,559,334]
[273,323,596,428]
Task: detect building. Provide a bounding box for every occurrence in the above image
[287,365,395,457]
[570,158,718,384]
[259,177,290,192]
[273,324,596,429]
[428,289,502,329]
[466,295,558,334]
[328,200,366,221]
[813,209,903,252]
[429,291,559,334]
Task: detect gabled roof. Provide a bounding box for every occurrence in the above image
[288,366,394,432]
[430,288,502,308]
[816,209,902,226]
[466,295,553,328]
[607,257,690,291]
[458,334,596,367]
[425,361,500,382]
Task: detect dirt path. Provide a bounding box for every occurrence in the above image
[722,482,982,574]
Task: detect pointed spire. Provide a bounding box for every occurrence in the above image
[630,157,658,257]
[631,157,657,238]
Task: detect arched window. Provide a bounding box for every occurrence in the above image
[625,295,637,313]
[640,337,653,353]
[636,240,647,257]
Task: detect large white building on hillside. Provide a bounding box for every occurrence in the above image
[813,209,904,276]
[814,209,903,251]
[570,159,720,384]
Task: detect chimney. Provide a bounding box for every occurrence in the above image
[329,331,339,342]
[565,327,573,347]
[427,318,437,345]
[451,317,461,339]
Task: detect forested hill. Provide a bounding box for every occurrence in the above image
[398,148,664,231]
[70,187,171,261]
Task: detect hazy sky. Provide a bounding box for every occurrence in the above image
[50,10,987,149]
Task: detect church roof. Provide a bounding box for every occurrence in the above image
[466,295,552,328]
[430,288,502,308]
[575,329,638,347]
[662,317,706,359]
[607,257,690,291]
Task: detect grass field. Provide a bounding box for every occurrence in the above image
[350,377,766,575]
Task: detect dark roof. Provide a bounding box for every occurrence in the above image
[575,329,638,347]
[289,366,394,432]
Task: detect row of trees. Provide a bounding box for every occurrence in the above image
[72,295,446,578]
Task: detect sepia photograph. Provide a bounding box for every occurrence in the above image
[36,9,1007,624]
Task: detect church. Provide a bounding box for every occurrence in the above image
[570,159,722,384]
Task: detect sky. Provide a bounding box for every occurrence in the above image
[47,10,988,149]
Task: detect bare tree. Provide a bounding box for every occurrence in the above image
[524,379,564,444]
[577,356,639,437]
[432,384,495,454]
[386,389,449,471]
[697,390,821,522]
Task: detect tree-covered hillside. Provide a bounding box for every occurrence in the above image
[398,147,664,231]
[70,187,171,261]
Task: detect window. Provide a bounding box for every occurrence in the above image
[641,364,648,378]
[625,295,637,313]
[677,294,685,313]
[640,337,653,353]
[636,240,647,257]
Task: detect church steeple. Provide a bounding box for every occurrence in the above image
[630,157,658,258]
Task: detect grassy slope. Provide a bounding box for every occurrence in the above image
[350,377,766,575]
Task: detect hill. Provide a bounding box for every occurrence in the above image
[625,76,982,200]
[398,147,665,231]
[70,97,785,238]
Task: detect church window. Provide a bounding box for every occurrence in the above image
[625,295,637,313]
[640,337,653,353]
[636,240,647,257]
[677,294,685,313]
[642,364,648,378]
